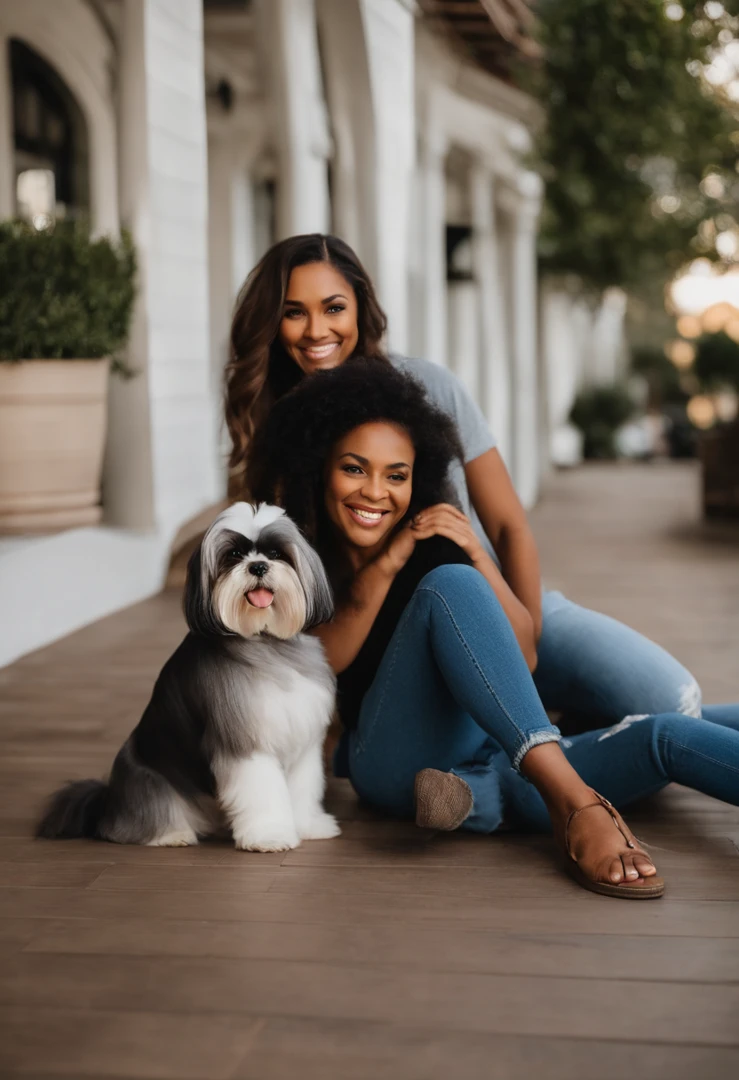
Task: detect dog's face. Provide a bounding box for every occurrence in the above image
[185,504,333,640]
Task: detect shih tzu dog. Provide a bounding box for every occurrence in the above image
[37,503,340,852]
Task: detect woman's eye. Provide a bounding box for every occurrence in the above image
[388,474,407,483]
[342,465,363,475]
[327,305,345,314]
[283,309,303,320]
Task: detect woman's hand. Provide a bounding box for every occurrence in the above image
[411,504,486,564]
[376,522,418,577]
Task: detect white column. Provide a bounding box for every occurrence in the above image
[231,165,256,297]
[358,0,415,356]
[0,35,13,217]
[316,0,374,263]
[106,0,221,530]
[499,173,542,509]
[447,281,479,397]
[471,163,511,465]
[420,132,448,367]
[258,0,330,238]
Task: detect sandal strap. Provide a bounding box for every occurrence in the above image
[565,790,637,862]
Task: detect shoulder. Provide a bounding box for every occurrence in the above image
[389,354,496,463]
[389,354,462,402]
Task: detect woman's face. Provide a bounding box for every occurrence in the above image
[279,262,360,375]
[324,422,415,560]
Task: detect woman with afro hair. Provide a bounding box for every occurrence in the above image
[247,357,739,899]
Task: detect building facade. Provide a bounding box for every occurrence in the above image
[0,0,622,664]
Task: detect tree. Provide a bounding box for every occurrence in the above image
[529,1,739,291]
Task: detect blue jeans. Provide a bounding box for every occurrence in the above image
[535,590,702,724]
[346,566,739,831]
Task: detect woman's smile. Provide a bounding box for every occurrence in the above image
[344,503,391,528]
[324,421,415,564]
[299,341,341,365]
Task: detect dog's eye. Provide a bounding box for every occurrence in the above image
[265,549,282,561]
[228,548,244,560]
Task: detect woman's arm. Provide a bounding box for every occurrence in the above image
[312,526,417,674]
[464,448,543,643]
[411,505,537,670]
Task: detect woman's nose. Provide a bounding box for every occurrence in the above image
[360,474,386,502]
[304,311,328,340]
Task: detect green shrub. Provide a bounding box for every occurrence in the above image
[569,384,635,459]
[0,219,136,363]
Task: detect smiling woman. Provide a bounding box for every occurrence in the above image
[225,235,386,466]
[324,422,414,558]
[280,262,359,374]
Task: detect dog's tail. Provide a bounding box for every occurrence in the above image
[36,779,108,839]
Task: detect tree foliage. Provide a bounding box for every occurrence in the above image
[0,220,136,362]
[529,1,739,291]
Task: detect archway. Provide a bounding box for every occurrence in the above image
[10,38,89,225]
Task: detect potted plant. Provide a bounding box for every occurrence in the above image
[0,220,136,533]
[569,384,635,460]
[693,332,739,519]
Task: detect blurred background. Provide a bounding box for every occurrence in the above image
[1,0,739,666]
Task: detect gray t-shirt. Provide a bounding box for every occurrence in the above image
[389,355,497,558]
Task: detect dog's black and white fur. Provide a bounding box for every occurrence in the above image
[37,503,340,852]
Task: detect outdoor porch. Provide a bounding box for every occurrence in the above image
[1,461,738,1078]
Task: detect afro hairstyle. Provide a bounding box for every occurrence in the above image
[248,357,464,556]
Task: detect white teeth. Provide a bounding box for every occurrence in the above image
[351,508,382,521]
[304,343,338,358]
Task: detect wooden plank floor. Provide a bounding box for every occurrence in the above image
[1,461,738,1079]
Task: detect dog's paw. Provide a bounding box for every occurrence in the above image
[298,812,341,841]
[147,829,199,848]
[233,824,300,852]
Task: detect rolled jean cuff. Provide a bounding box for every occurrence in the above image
[512,727,561,772]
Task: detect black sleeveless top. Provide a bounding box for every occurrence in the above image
[336,536,472,730]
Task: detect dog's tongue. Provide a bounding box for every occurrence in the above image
[247,588,274,609]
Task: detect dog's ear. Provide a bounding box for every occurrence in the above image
[288,530,334,630]
[260,516,334,629]
[183,542,226,636]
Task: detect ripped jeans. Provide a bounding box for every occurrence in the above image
[496,704,739,833]
[346,566,739,832]
[534,589,702,729]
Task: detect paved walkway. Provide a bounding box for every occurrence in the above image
[1,462,738,1079]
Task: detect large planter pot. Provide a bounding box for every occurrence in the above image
[0,359,110,534]
[699,420,739,520]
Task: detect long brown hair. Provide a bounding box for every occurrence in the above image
[225,234,388,485]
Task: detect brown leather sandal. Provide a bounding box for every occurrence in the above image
[563,791,665,900]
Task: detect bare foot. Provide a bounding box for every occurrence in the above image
[553,792,659,888]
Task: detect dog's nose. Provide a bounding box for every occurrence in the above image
[248,561,268,578]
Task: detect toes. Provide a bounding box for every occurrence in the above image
[608,857,623,883]
[620,854,642,881]
[633,852,658,877]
